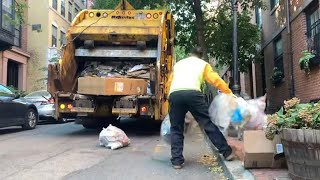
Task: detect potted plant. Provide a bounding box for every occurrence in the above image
[265,98,320,180]
[270,67,284,86]
[299,50,320,72]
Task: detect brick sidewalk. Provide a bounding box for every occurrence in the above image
[227,137,291,180]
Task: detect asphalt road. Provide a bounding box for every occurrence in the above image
[0,119,226,180]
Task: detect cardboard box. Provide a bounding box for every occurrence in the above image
[78,77,147,96]
[243,130,286,169]
[244,130,274,168]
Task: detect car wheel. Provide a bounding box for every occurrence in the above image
[22,109,38,130]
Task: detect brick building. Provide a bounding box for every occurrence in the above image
[0,0,30,91]
[259,0,320,112]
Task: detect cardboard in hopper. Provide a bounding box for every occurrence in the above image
[78,77,147,96]
[244,130,286,169]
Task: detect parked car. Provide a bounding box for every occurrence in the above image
[23,90,68,123]
[24,90,57,121]
[0,84,38,130]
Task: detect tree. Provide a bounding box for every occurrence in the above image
[171,0,264,72]
[205,0,265,72]
[191,0,209,61]
[92,0,167,9]
[92,0,118,9]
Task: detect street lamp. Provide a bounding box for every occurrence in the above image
[231,0,241,96]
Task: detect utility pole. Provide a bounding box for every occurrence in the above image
[231,0,241,96]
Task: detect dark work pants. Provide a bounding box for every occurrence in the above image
[169,90,232,165]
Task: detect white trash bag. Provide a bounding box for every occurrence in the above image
[209,93,268,138]
[208,93,239,136]
[99,124,130,150]
[160,115,171,144]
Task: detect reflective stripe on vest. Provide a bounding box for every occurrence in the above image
[169,57,208,94]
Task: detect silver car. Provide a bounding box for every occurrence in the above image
[24,90,55,121]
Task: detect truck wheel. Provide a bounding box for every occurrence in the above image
[22,109,38,130]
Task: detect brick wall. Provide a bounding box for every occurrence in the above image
[292,13,320,103]
[263,32,291,112]
[255,62,265,97]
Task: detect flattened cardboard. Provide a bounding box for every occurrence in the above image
[78,77,147,96]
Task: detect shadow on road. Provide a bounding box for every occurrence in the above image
[0,127,24,135]
[63,118,162,137]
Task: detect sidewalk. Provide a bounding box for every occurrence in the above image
[215,137,291,180]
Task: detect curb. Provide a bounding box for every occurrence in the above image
[204,134,255,180]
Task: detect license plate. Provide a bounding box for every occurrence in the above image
[71,107,94,113]
[112,108,137,115]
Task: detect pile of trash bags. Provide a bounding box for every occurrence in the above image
[80,61,151,79]
[209,93,267,137]
[160,93,268,143]
[80,62,153,94]
[99,125,130,150]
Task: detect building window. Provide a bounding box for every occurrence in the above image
[74,4,80,18]
[68,1,72,22]
[60,30,66,46]
[74,7,79,18]
[307,6,320,55]
[270,0,279,10]
[13,13,21,47]
[2,0,14,32]
[7,60,19,88]
[61,0,65,17]
[274,37,284,73]
[255,7,262,29]
[14,25,21,47]
[52,0,57,10]
[52,25,57,47]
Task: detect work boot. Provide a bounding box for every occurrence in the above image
[172,162,185,169]
[225,152,236,161]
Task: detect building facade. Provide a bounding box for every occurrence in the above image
[260,0,320,112]
[27,0,85,91]
[0,0,30,91]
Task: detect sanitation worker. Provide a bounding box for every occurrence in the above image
[167,47,236,169]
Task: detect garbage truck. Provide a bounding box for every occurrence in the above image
[47,0,174,128]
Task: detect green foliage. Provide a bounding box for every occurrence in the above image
[206,2,264,72]
[92,0,119,9]
[270,67,284,85]
[7,85,27,97]
[92,0,168,9]
[4,1,28,26]
[299,50,316,72]
[265,98,320,140]
[174,46,187,62]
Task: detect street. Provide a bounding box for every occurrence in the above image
[0,119,226,180]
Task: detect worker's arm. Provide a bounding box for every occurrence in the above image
[203,64,233,94]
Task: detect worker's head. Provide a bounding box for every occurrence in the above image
[190,46,204,59]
